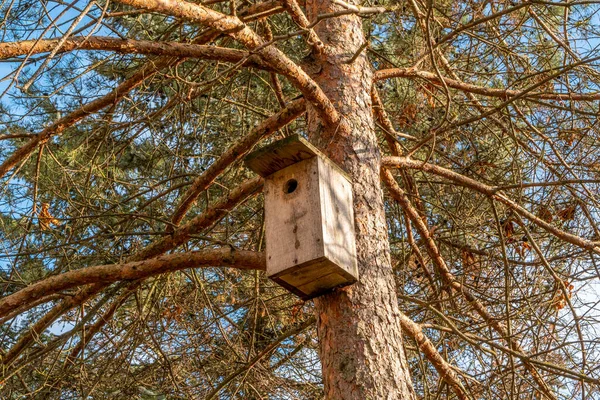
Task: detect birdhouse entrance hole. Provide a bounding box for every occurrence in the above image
[244,135,359,300]
[284,179,298,194]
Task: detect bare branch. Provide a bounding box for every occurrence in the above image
[398,312,468,400]
[113,0,347,135]
[0,2,281,180]
[382,156,600,254]
[0,36,273,70]
[281,0,324,54]
[374,67,600,101]
[1,283,105,368]
[170,98,305,226]
[0,249,264,319]
[381,168,557,400]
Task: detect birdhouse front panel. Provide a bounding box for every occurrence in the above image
[263,157,324,277]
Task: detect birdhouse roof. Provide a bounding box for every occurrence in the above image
[244,135,350,180]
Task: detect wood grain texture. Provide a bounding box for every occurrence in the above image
[245,134,351,180]
[317,157,358,280]
[245,135,319,177]
[273,257,356,300]
[264,157,324,276]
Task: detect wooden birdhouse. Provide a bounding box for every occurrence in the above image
[245,135,358,300]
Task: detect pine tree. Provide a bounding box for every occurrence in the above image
[1,0,600,398]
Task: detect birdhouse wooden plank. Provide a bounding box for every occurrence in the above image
[245,135,358,300]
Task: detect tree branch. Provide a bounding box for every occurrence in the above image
[134,176,264,261]
[204,317,315,400]
[374,67,600,101]
[281,0,324,54]
[0,176,264,369]
[0,36,274,71]
[0,60,159,180]
[1,283,105,368]
[381,168,557,400]
[382,156,600,254]
[114,0,346,135]
[398,312,468,400]
[0,2,281,180]
[0,249,265,319]
[170,98,305,227]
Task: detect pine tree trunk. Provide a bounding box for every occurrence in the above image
[304,1,416,398]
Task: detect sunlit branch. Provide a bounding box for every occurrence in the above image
[281,0,323,54]
[0,249,265,319]
[0,60,159,180]
[0,177,263,370]
[382,156,600,254]
[0,2,280,180]
[0,36,274,70]
[0,283,105,369]
[134,176,264,261]
[171,99,305,226]
[374,68,600,101]
[114,0,346,136]
[381,168,557,400]
[398,312,468,400]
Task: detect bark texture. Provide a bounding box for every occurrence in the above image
[304,1,416,398]
[0,37,270,68]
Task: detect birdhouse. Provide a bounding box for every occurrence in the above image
[245,135,358,300]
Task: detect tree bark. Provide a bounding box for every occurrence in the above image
[304,1,416,398]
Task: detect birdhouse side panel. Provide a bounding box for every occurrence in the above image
[264,158,325,277]
[317,158,358,280]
